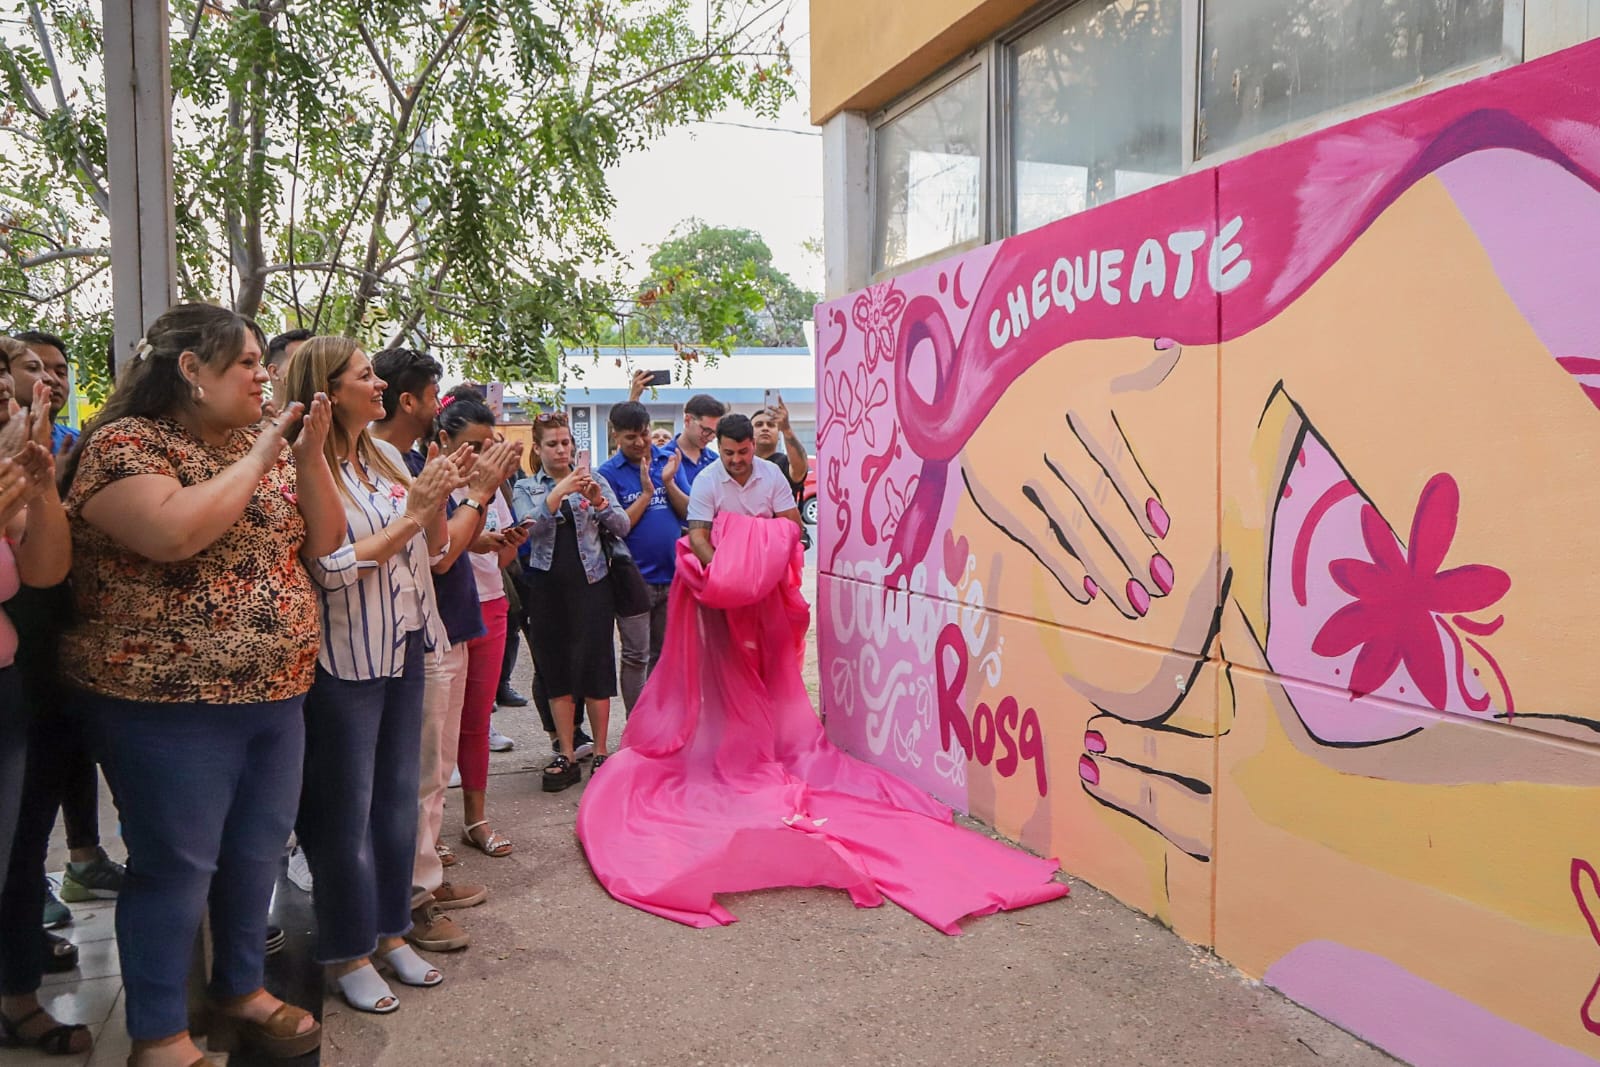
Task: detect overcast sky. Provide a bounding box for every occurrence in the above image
[601,3,822,294]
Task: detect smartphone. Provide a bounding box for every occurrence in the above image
[763,388,774,409]
[515,515,536,528]
[643,368,671,386]
[576,449,591,469]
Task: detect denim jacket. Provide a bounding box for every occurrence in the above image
[511,469,631,584]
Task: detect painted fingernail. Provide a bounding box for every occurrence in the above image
[1147,498,1170,539]
[1079,754,1100,785]
[1150,555,1174,595]
[1126,580,1151,617]
[1083,576,1099,600]
[1083,730,1107,754]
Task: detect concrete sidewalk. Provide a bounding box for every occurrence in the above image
[318,732,1395,1067]
[318,568,1397,1067]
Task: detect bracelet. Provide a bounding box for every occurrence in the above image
[396,514,425,540]
[461,497,485,514]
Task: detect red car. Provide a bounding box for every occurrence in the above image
[800,457,818,525]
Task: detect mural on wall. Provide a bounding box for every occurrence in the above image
[816,38,1600,1067]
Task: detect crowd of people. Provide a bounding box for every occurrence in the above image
[0,306,811,1064]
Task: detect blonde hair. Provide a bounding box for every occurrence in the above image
[281,335,409,500]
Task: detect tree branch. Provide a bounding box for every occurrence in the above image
[0,258,110,302]
[0,244,109,267]
[355,21,405,104]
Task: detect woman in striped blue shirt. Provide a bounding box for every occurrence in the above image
[284,338,467,1015]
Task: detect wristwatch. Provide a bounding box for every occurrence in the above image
[460,498,485,514]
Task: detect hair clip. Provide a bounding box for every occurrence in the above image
[133,338,154,361]
[438,395,456,411]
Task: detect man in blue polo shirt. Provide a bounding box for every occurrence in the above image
[599,401,688,714]
[665,392,726,493]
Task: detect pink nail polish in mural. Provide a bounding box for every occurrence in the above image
[1150,555,1174,595]
[1083,730,1107,754]
[1083,575,1099,600]
[1147,498,1170,538]
[1078,755,1100,785]
[1126,580,1151,617]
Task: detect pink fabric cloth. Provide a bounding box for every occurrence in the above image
[577,513,1068,934]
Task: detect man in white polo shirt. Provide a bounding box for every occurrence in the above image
[686,412,803,567]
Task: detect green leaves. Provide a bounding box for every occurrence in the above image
[626,219,817,350]
[0,0,797,400]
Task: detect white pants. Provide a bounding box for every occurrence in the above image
[412,643,469,903]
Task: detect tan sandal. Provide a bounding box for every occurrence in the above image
[434,840,457,867]
[205,993,320,1058]
[461,820,513,858]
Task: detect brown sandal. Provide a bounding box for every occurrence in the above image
[125,1031,209,1066]
[435,840,457,867]
[205,994,321,1059]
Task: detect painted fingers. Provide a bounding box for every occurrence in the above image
[1079,713,1213,861]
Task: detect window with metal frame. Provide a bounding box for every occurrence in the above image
[871,67,987,273]
[1008,0,1185,234]
[1198,0,1513,156]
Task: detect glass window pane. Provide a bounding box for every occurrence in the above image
[1200,0,1506,155]
[873,71,985,272]
[1011,0,1183,235]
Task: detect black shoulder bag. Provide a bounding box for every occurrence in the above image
[597,522,653,617]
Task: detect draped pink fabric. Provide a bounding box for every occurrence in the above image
[576,512,1068,933]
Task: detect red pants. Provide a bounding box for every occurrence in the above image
[458,597,509,792]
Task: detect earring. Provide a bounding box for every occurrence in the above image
[193,383,206,403]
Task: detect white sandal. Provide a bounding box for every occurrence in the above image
[378,944,443,987]
[335,963,399,1014]
[461,820,513,858]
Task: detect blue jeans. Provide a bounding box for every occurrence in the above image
[296,631,425,965]
[84,691,305,1041]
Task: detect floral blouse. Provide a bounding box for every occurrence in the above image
[63,416,320,704]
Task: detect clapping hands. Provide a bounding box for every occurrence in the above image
[407,443,470,517]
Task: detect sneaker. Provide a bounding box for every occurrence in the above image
[573,730,596,761]
[60,845,126,901]
[286,845,314,893]
[448,766,461,789]
[430,880,487,911]
[265,924,286,956]
[42,877,72,929]
[406,900,469,952]
[487,724,515,752]
[495,684,529,707]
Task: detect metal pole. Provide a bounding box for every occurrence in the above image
[103,0,176,375]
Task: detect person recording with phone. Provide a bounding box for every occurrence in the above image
[597,402,687,716]
[511,414,629,793]
[751,393,808,500]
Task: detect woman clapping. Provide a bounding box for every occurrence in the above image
[285,338,467,1013]
[60,304,341,1067]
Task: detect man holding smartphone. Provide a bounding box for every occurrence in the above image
[751,393,808,500]
[597,402,688,713]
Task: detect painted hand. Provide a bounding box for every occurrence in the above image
[964,339,1180,619]
[1079,711,1214,861]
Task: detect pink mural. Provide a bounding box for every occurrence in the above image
[817,37,1600,1067]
